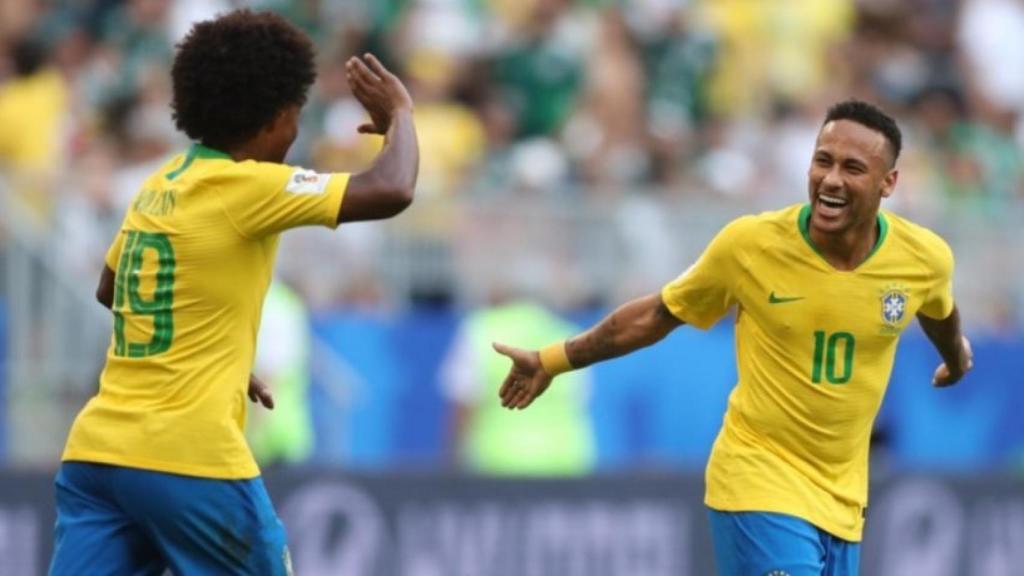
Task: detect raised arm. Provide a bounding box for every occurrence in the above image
[494,292,684,409]
[917,305,973,387]
[337,54,419,224]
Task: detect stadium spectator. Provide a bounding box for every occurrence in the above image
[442,285,594,475]
[247,280,315,467]
[0,37,67,221]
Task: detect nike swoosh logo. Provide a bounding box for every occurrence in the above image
[769,292,805,304]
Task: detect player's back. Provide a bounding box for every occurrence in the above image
[62,144,347,479]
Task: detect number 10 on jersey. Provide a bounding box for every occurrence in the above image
[811,331,855,384]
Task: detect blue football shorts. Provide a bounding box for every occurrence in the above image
[708,508,860,576]
[49,461,291,575]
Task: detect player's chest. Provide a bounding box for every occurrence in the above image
[736,264,929,341]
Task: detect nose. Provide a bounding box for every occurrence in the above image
[821,165,843,190]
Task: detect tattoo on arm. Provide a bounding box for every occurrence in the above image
[567,315,618,368]
[565,294,682,369]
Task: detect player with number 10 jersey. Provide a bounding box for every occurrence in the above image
[492,100,972,576]
[661,202,953,541]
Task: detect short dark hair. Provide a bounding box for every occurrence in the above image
[823,99,902,165]
[171,10,316,150]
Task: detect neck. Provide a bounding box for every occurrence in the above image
[212,138,282,163]
[223,141,265,163]
[809,217,879,271]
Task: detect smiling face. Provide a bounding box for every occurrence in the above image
[807,119,899,236]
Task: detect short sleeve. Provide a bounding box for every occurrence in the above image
[104,228,125,270]
[660,217,749,330]
[215,162,349,239]
[917,237,955,320]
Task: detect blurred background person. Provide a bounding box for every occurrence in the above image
[247,279,315,468]
[441,268,594,476]
[0,37,67,222]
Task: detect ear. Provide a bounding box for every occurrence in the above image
[261,106,299,135]
[262,108,289,134]
[880,168,898,198]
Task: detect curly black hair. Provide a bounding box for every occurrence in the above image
[171,10,316,150]
[824,99,903,165]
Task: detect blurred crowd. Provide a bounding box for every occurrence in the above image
[1,0,1024,474]
[1,0,1023,322]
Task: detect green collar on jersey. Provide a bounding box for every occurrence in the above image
[165,143,231,180]
[192,143,231,160]
[798,203,889,267]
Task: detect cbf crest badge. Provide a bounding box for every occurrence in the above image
[881,284,910,327]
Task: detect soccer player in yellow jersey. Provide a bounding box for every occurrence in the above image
[50,10,419,576]
[494,100,973,576]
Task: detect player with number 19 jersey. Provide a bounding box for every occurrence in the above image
[661,203,954,542]
[61,144,348,479]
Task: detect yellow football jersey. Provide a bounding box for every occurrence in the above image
[62,144,349,479]
[661,204,954,541]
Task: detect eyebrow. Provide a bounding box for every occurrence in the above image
[813,147,874,168]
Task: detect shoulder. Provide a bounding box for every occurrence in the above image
[201,161,334,200]
[713,204,800,247]
[201,159,292,188]
[150,152,188,181]
[884,211,953,259]
[884,211,954,273]
[123,154,186,203]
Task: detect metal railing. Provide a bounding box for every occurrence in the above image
[0,181,111,465]
[279,191,1024,328]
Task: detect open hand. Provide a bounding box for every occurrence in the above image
[248,374,275,409]
[346,53,413,135]
[932,335,973,387]
[493,342,553,409]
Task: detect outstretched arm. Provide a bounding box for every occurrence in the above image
[917,305,973,387]
[337,54,419,224]
[565,293,682,368]
[493,292,683,409]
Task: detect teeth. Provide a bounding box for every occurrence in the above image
[819,194,847,206]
